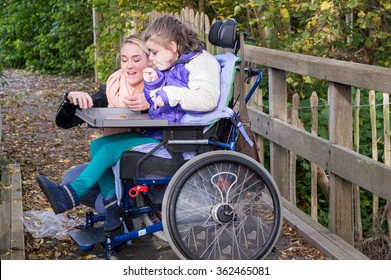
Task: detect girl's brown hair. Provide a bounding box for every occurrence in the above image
[143,15,202,55]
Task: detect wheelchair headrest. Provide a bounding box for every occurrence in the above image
[208,18,237,49]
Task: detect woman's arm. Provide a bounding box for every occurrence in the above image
[55,84,108,129]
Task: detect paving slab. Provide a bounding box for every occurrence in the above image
[0,164,25,260]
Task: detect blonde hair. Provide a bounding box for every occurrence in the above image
[143,15,202,55]
[121,34,150,56]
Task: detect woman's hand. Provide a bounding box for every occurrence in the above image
[123,94,150,111]
[67,91,94,109]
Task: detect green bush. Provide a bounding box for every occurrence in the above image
[0,0,93,75]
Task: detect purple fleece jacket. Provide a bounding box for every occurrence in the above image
[143,51,199,122]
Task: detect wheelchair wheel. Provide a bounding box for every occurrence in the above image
[136,185,167,242]
[162,151,282,260]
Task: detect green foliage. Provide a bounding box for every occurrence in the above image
[88,0,238,82]
[88,0,261,81]
[89,0,152,81]
[1,0,390,76]
[230,1,390,236]
[0,0,94,75]
[205,0,237,20]
[2,0,389,77]
[234,0,391,67]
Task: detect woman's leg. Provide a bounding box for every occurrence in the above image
[37,133,159,222]
[62,163,105,213]
[70,133,159,198]
[89,133,119,156]
[68,133,135,213]
[71,133,159,231]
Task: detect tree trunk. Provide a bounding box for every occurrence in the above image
[186,0,194,10]
[198,0,205,13]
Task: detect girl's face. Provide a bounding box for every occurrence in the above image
[120,43,150,85]
[146,39,179,71]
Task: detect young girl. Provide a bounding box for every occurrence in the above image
[37,15,221,232]
[142,15,220,123]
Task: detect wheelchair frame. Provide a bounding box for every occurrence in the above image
[69,18,283,260]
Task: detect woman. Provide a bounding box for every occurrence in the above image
[40,35,158,232]
[37,15,221,232]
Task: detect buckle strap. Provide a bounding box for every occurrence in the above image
[230,112,254,147]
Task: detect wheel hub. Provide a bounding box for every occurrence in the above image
[211,203,234,224]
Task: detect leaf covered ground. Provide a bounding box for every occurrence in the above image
[0,68,326,260]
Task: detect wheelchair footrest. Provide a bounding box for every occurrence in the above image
[69,227,106,250]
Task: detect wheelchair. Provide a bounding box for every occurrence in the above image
[69,18,283,260]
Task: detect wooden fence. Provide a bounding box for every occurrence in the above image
[244,45,391,248]
[147,9,391,257]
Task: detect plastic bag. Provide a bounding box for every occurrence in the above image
[23,210,83,240]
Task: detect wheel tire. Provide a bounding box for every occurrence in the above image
[162,151,282,260]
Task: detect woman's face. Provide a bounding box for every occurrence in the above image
[120,42,150,85]
[146,39,179,71]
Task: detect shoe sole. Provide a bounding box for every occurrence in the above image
[36,175,50,200]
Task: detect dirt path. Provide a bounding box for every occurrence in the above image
[0,68,326,260]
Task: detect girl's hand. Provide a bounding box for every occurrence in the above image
[143,67,158,82]
[67,91,93,109]
[153,95,165,109]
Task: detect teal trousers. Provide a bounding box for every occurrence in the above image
[70,132,159,198]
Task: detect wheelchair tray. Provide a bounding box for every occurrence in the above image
[75,108,169,127]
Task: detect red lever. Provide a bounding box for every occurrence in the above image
[129,185,149,198]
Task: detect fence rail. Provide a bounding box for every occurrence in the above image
[243,45,391,246]
[244,45,391,94]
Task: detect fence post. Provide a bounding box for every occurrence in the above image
[310,91,319,220]
[328,82,354,244]
[353,89,363,244]
[269,68,289,199]
[289,93,299,205]
[369,90,379,232]
[383,93,391,236]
